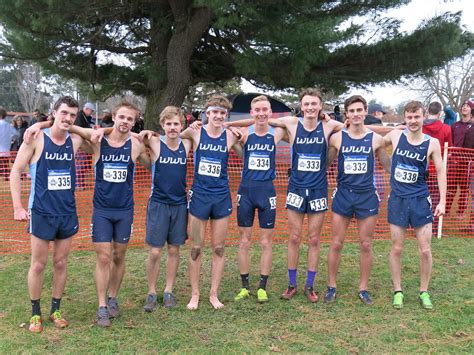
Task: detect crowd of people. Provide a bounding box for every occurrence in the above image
[4,91,474,334]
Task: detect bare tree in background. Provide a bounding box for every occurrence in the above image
[15,63,44,112]
[408,52,473,111]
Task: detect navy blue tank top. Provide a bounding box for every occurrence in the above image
[241,125,276,182]
[93,137,135,210]
[337,129,375,191]
[28,128,76,216]
[290,119,327,189]
[192,127,229,194]
[390,130,430,198]
[151,138,187,205]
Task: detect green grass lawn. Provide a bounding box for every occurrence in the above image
[0,239,473,353]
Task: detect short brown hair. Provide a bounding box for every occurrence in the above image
[344,95,367,112]
[205,94,232,111]
[159,106,185,126]
[251,95,270,108]
[299,88,323,103]
[427,102,441,116]
[404,101,425,115]
[53,96,79,111]
[112,101,140,120]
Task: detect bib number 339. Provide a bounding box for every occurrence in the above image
[104,163,128,183]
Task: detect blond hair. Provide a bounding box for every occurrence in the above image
[404,101,425,115]
[159,106,185,126]
[205,95,232,111]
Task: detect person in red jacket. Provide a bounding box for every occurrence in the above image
[447,100,474,218]
[422,101,452,234]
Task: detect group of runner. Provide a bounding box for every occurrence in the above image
[10,89,446,333]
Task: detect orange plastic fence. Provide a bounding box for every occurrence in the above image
[1,146,473,254]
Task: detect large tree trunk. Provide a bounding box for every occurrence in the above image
[145,3,212,130]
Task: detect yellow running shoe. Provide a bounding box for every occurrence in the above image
[257,288,269,303]
[29,315,43,333]
[49,310,69,328]
[234,288,250,301]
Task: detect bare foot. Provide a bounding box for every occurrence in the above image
[209,295,224,309]
[187,295,199,310]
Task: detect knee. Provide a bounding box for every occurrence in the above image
[149,248,162,261]
[213,246,224,258]
[331,240,344,253]
[419,246,432,259]
[288,233,302,247]
[30,260,47,275]
[191,247,201,261]
[239,236,251,250]
[391,244,403,257]
[308,234,320,248]
[112,250,125,265]
[360,240,372,254]
[260,237,272,251]
[167,246,179,258]
[53,257,67,272]
[96,252,111,266]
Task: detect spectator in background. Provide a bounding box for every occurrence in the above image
[132,113,144,133]
[75,102,95,128]
[101,109,113,128]
[446,100,474,218]
[333,105,344,123]
[364,104,384,125]
[74,102,95,189]
[423,101,452,234]
[0,108,19,180]
[443,105,457,126]
[10,115,29,151]
[460,103,474,232]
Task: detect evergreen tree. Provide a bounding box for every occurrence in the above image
[0,0,471,128]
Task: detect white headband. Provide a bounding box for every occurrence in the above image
[206,106,228,114]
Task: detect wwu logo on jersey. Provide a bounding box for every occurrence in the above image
[342,146,371,154]
[45,152,73,161]
[159,156,186,165]
[296,137,324,145]
[247,143,274,152]
[395,149,426,162]
[198,143,227,153]
[102,154,130,163]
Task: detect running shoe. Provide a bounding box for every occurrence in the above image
[419,292,433,309]
[392,291,404,309]
[107,298,120,318]
[281,286,297,300]
[96,307,111,327]
[163,292,177,309]
[257,288,269,303]
[144,293,157,313]
[304,286,319,303]
[358,290,373,305]
[324,287,337,303]
[234,288,250,301]
[29,315,43,333]
[49,309,69,328]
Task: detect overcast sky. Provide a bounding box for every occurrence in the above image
[243,0,473,108]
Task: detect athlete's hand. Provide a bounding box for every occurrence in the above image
[434,203,445,217]
[139,130,156,141]
[91,128,105,144]
[23,125,41,144]
[13,207,29,221]
[228,126,243,140]
[189,121,202,130]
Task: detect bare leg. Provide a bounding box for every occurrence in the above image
[187,214,206,310]
[415,224,433,291]
[164,245,180,293]
[356,215,376,291]
[146,247,162,295]
[389,224,406,291]
[209,217,228,309]
[107,242,128,298]
[259,227,273,276]
[287,210,304,270]
[94,242,113,307]
[28,236,50,301]
[307,212,325,273]
[327,213,351,288]
[237,226,252,275]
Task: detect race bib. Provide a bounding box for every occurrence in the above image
[309,197,327,212]
[103,163,128,183]
[198,157,221,177]
[47,169,71,190]
[248,152,270,171]
[394,163,419,184]
[344,156,368,174]
[286,192,303,208]
[297,154,321,172]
